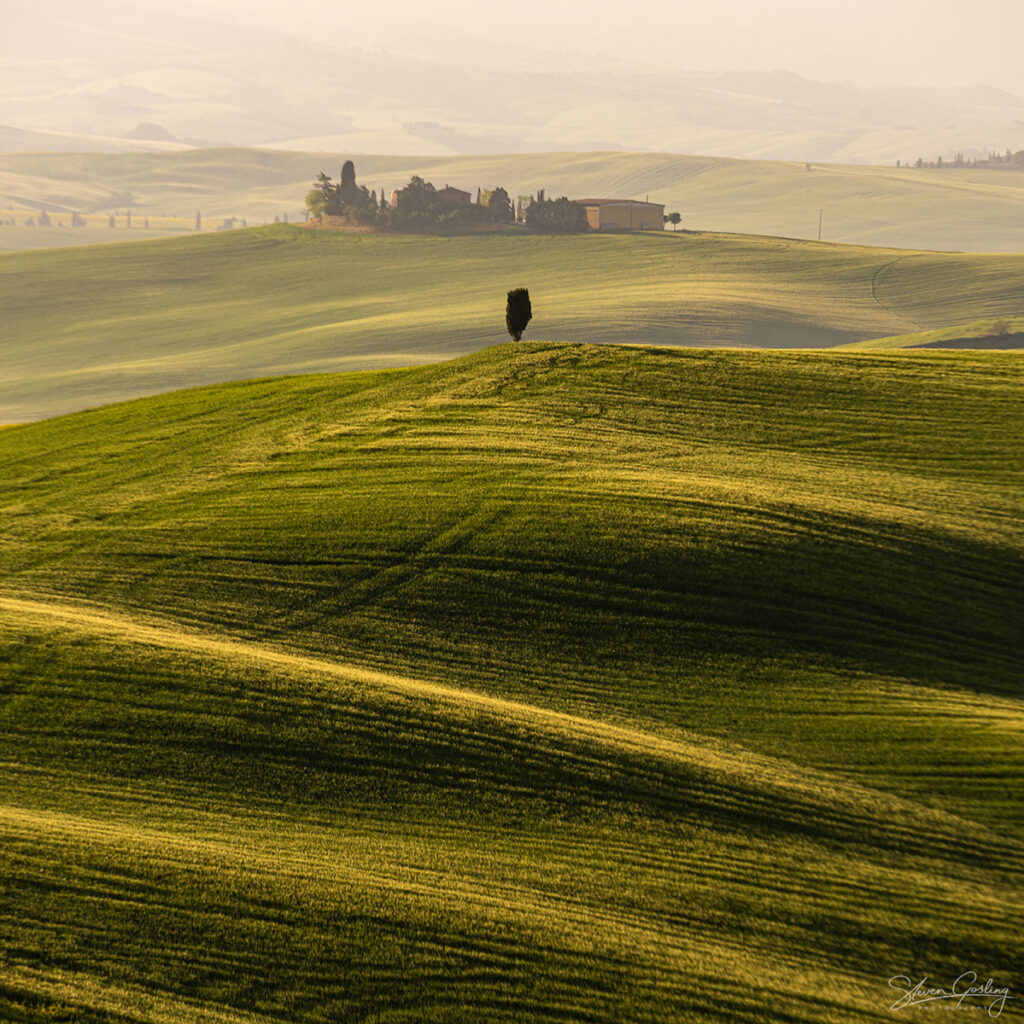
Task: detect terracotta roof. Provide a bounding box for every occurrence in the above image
[573,198,663,206]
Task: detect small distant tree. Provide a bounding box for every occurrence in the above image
[305,184,329,220]
[506,288,532,341]
[991,319,1011,336]
[665,211,681,231]
[38,210,51,227]
[195,210,202,231]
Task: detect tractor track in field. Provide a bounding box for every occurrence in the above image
[870,254,925,331]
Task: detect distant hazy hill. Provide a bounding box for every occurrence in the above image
[0,124,188,154]
[3,0,1023,164]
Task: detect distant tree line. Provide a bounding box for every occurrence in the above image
[305,161,590,233]
[897,148,1024,170]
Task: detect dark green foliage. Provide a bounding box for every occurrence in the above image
[488,186,513,223]
[310,170,334,214]
[392,174,437,220]
[389,176,500,231]
[306,165,517,232]
[340,159,357,195]
[505,287,532,340]
[304,163,597,236]
[525,195,589,232]
[305,163,378,225]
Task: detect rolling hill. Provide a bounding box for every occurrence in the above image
[3,149,1024,253]
[1,342,1021,1022]
[3,224,1024,422]
[5,1,1024,166]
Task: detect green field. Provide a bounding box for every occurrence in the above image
[840,315,1024,350]
[2,148,1024,253]
[3,225,1024,422]
[1,342,1022,1022]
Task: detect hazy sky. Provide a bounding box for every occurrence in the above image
[176,0,1024,97]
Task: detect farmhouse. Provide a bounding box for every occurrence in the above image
[574,198,665,231]
[435,185,472,205]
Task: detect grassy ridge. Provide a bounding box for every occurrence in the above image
[3,225,1024,421]
[1,343,1022,1021]
[3,148,1024,252]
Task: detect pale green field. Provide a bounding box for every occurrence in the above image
[1,342,1021,1022]
[842,315,1024,350]
[3,225,1024,422]
[2,148,1024,252]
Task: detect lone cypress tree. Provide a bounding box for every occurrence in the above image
[506,288,532,342]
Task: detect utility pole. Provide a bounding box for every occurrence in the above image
[817,208,823,241]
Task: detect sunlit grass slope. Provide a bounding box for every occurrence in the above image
[1,343,1022,1023]
[842,315,1024,350]
[3,148,1024,251]
[3,224,1024,421]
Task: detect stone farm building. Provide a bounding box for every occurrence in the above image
[574,198,665,231]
